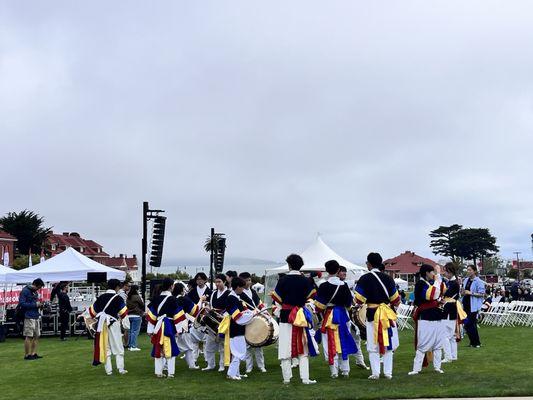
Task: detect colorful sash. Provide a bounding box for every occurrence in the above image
[285,305,318,358]
[444,296,467,341]
[321,306,357,365]
[217,315,231,366]
[92,294,119,366]
[368,302,397,355]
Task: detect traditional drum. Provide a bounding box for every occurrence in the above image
[350,304,367,341]
[194,309,224,336]
[245,313,279,347]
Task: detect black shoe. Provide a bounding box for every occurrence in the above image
[24,355,34,360]
[33,354,43,359]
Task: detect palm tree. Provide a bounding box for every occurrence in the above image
[0,210,52,255]
[204,233,226,253]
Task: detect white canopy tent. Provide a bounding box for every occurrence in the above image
[0,264,12,283]
[264,236,367,302]
[266,235,366,277]
[3,247,126,283]
[394,277,408,291]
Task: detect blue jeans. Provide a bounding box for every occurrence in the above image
[128,316,142,348]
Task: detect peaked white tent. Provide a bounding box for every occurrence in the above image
[264,236,367,303]
[4,247,126,283]
[266,235,366,276]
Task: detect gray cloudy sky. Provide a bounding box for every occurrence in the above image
[1,1,532,265]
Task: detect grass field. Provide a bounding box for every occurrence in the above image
[0,326,532,400]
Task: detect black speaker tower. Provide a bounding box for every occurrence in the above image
[142,201,166,302]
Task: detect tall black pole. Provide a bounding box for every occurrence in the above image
[210,227,214,288]
[142,201,148,302]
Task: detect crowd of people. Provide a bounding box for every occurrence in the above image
[16,252,500,384]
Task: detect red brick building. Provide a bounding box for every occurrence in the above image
[46,232,138,279]
[0,230,17,266]
[384,251,438,285]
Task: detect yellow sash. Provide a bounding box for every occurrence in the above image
[98,323,108,362]
[369,303,397,347]
[217,315,231,366]
[444,297,467,321]
[292,307,309,328]
[158,329,172,359]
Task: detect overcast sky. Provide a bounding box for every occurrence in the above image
[1,1,532,265]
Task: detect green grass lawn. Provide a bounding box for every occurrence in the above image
[0,326,532,400]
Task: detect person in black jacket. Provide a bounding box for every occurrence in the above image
[58,283,72,341]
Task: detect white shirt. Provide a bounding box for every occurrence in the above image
[197,286,207,297]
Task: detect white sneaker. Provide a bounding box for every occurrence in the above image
[240,374,248,378]
[341,373,349,378]
[118,370,128,375]
[167,374,175,378]
[441,358,451,364]
[302,379,317,385]
[189,365,200,370]
[283,380,291,385]
[245,369,252,374]
[368,374,379,380]
[356,362,370,370]
[330,374,338,379]
[227,375,241,380]
[218,367,225,372]
[435,369,444,374]
[384,374,392,380]
[156,374,164,378]
[260,367,267,373]
[131,347,141,351]
[202,367,215,371]
[408,371,419,376]
[106,371,113,376]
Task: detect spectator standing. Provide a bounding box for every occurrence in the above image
[126,285,144,351]
[461,265,485,348]
[19,278,45,360]
[58,283,72,341]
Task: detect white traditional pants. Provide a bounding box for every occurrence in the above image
[155,357,175,376]
[412,320,444,372]
[351,325,366,365]
[176,332,197,368]
[245,346,265,371]
[205,334,225,370]
[227,336,247,378]
[189,326,206,364]
[366,321,399,377]
[441,319,458,361]
[104,322,125,374]
[279,322,311,382]
[321,332,350,376]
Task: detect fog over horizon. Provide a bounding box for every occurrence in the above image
[1,1,532,266]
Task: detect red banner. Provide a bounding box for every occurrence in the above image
[0,288,51,305]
